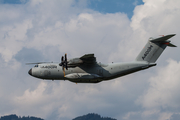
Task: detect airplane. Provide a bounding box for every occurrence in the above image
[28,34,176,83]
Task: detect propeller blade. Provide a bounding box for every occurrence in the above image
[59,56,64,66]
[65,53,67,61]
[65,63,68,70]
[63,67,65,77]
[61,56,64,62]
[65,53,68,70]
[62,65,64,70]
[60,53,68,73]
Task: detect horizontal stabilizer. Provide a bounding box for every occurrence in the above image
[150,34,176,43]
[167,43,177,47]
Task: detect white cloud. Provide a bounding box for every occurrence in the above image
[135,59,180,119]
[0,20,32,62]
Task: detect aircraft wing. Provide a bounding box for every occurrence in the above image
[67,54,96,67]
[80,54,96,64]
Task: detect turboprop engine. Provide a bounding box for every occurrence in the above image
[67,58,83,67]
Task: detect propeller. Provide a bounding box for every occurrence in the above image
[59,53,68,77]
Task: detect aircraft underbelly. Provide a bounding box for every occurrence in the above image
[69,79,102,83]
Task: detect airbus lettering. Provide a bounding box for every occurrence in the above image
[142,45,153,60]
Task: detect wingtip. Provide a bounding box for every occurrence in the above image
[167,34,176,37]
[170,34,176,36]
[168,43,177,47]
[164,34,176,39]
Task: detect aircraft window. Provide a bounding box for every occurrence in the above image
[34,65,38,67]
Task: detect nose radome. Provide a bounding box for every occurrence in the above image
[28,68,32,76]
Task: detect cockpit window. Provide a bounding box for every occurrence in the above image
[34,65,38,67]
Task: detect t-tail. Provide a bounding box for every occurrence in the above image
[136,34,176,63]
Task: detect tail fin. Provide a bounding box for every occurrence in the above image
[136,34,176,63]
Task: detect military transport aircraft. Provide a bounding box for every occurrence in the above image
[27,34,176,83]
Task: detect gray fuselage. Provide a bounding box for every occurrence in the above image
[28,62,156,83]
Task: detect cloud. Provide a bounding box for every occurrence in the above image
[0,0,180,120]
[135,59,180,120]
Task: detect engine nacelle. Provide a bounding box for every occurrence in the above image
[67,58,83,67]
[65,73,101,79]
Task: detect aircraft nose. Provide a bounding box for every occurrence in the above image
[28,68,32,76]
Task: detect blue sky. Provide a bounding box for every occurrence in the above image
[0,0,27,4]
[87,0,144,18]
[1,0,144,18]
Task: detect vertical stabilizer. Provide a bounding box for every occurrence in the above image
[136,34,176,63]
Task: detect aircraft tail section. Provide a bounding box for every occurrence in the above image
[136,34,176,63]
